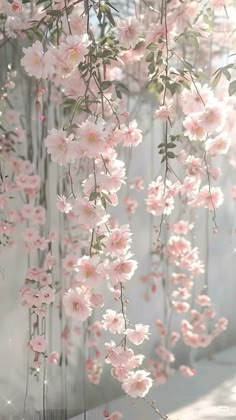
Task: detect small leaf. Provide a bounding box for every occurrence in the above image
[115,87,122,99]
[146,51,154,62]
[148,62,155,74]
[211,71,222,88]
[89,192,98,201]
[101,196,107,209]
[46,9,63,17]
[167,151,176,159]
[222,68,231,81]
[167,143,176,148]
[102,49,113,57]
[114,81,129,95]
[229,80,236,96]
[147,42,158,51]
[183,60,194,71]
[93,243,102,251]
[156,82,164,94]
[100,80,112,91]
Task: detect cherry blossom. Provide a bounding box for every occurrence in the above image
[122,370,153,398]
[62,288,92,321]
[29,336,47,353]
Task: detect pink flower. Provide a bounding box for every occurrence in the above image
[75,255,101,288]
[172,301,190,313]
[231,186,236,200]
[197,101,226,133]
[215,317,228,331]
[43,253,55,272]
[62,254,77,272]
[109,255,138,284]
[0,194,8,209]
[196,294,211,307]
[76,198,106,227]
[169,332,180,347]
[120,120,142,147]
[124,196,138,215]
[126,324,150,345]
[56,195,72,213]
[21,41,55,79]
[106,412,123,420]
[179,365,196,377]
[122,370,153,398]
[23,289,42,307]
[30,335,47,353]
[89,293,104,307]
[183,114,206,141]
[40,286,55,304]
[186,156,204,178]
[116,17,142,48]
[155,100,175,121]
[209,167,222,180]
[58,34,89,68]
[156,345,175,363]
[181,83,213,115]
[66,12,86,35]
[146,177,178,217]
[102,310,125,334]
[38,272,52,286]
[10,0,23,14]
[48,351,60,365]
[45,129,77,165]
[155,319,166,337]
[76,117,108,158]
[205,134,230,156]
[104,225,132,257]
[62,288,92,320]
[146,22,165,44]
[130,176,144,191]
[22,227,38,241]
[192,186,224,210]
[170,220,193,235]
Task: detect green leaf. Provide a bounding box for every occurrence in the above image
[211,71,222,88]
[100,37,108,46]
[148,63,155,74]
[46,9,63,17]
[229,80,236,96]
[147,42,158,51]
[114,81,129,95]
[222,68,231,81]
[101,196,107,209]
[183,60,194,71]
[89,192,98,201]
[134,40,145,50]
[158,143,165,148]
[167,151,176,159]
[102,49,113,57]
[146,51,154,62]
[156,82,164,94]
[100,80,112,91]
[93,243,102,251]
[167,143,176,148]
[115,87,122,99]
